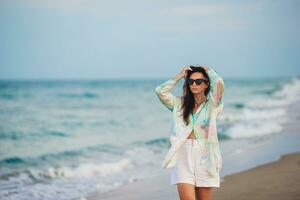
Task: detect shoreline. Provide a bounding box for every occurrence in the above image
[86,150,300,200]
[86,100,300,200]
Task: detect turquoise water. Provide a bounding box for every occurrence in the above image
[0,77,299,199]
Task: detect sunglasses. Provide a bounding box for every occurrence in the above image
[187,78,208,85]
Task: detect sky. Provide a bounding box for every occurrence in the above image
[0,0,299,80]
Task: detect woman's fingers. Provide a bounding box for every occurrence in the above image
[179,65,193,78]
[184,66,190,78]
[180,66,191,78]
[184,66,191,71]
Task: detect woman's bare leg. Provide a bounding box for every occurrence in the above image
[176,183,196,200]
[195,187,213,200]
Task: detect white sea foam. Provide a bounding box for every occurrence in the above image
[241,108,286,120]
[47,159,132,179]
[226,77,300,139]
[227,122,284,138]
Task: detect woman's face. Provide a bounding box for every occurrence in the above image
[188,72,209,95]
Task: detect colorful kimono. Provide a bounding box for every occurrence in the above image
[155,68,225,180]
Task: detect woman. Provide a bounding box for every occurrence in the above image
[155,65,225,200]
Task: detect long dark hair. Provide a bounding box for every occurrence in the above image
[180,66,210,125]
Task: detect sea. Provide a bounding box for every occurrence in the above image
[0,76,300,200]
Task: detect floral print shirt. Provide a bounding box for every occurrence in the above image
[155,68,225,177]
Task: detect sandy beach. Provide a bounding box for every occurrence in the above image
[212,151,300,200]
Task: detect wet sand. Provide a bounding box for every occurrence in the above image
[213,151,300,200]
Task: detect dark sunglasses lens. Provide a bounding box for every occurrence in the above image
[188,79,194,85]
[195,79,206,85]
[188,79,208,85]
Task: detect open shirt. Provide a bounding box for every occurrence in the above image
[155,68,225,177]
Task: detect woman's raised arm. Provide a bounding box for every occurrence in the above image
[155,79,179,111]
[204,67,225,109]
[155,66,191,111]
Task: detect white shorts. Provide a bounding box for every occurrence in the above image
[170,139,220,187]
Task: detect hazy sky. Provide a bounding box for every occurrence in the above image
[0,0,299,79]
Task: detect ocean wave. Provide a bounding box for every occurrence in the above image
[0,159,135,200]
[226,121,284,138]
[0,156,26,165]
[143,137,169,147]
[57,92,99,99]
[0,130,69,140]
[45,130,68,137]
[0,94,15,100]
[231,102,245,109]
[225,77,300,139]
[0,143,125,168]
[248,77,300,108]
[46,159,132,179]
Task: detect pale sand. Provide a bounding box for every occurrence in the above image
[86,151,300,200]
[212,151,300,200]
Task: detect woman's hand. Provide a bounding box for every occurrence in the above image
[202,66,210,71]
[180,66,193,78]
[174,66,192,81]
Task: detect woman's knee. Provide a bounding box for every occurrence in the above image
[177,183,197,200]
